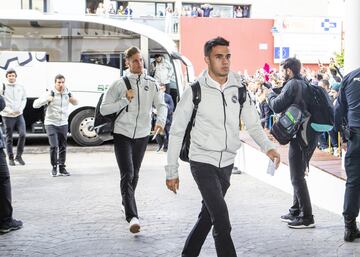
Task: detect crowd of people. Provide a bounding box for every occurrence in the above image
[88,2,250,20]
[239,60,344,156]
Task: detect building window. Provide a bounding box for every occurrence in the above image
[233,5,251,18]
[21,0,47,12]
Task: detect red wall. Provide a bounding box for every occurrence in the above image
[180,17,276,76]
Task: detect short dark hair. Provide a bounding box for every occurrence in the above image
[281,57,301,76]
[125,46,141,59]
[320,79,330,88]
[204,37,230,57]
[316,73,323,81]
[54,74,65,82]
[5,68,16,78]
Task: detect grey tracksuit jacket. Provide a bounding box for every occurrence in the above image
[33,88,73,126]
[100,72,167,139]
[165,71,275,180]
[0,83,27,118]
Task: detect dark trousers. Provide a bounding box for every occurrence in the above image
[45,125,68,167]
[2,115,26,159]
[0,149,13,225]
[288,133,318,218]
[113,134,148,222]
[343,131,360,221]
[182,161,236,257]
[155,121,171,150]
[318,132,328,149]
[170,88,178,109]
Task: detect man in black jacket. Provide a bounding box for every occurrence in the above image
[266,57,319,229]
[0,95,23,234]
[334,67,360,242]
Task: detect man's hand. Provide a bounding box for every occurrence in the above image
[154,123,164,135]
[126,89,135,102]
[10,111,20,116]
[342,142,347,152]
[166,178,179,194]
[266,149,281,169]
[47,95,54,102]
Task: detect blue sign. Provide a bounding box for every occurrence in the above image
[274,47,290,59]
[321,18,337,32]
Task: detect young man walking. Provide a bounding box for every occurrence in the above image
[165,37,280,257]
[1,68,27,166]
[33,74,78,177]
[100,46,167,234]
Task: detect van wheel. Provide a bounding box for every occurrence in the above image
[70,109,103,146]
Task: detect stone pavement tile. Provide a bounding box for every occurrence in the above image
[1,151,360,257]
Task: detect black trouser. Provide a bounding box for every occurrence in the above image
[164,83,171,94]
[155,121,171,150]
[0,149,13,225]
[113,134,148,222]
[45,125,68,167]
[288,132,318,218]
[182,161,236,257]
[2,115,26,159]
[170,88,178,109]
[343,130,360,221]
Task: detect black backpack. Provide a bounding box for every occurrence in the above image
[305,82,334,132]
[270,104,307,145]
[93,76,131,141]
[179,82,247,162]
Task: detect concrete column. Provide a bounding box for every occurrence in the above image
[140,35,149,67]
[344,0,360,73]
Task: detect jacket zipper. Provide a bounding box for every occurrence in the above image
[219,91,228,167]
[60,93,63,121]
[132,75,141,138]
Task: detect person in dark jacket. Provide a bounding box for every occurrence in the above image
[156,83,174,152]
[334,67,360,242]
[266,57,319,229]
[0,95,23,234]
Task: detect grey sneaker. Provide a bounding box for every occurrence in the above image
[15,156,25,165]
[59,167,70,176]
[0,219,23,234]
[288,217,315,229]
[51,166,57,177]
[280,213,298,223]
[8,158,15,166]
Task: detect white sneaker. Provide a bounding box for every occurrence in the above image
[129,217,140,234]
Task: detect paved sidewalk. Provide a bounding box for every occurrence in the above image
[1,149,359,257]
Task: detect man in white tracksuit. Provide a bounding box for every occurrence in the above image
[33,74,78,177]
[100,46,167,234]
[1,68,27,166]
[150,54,174,94]
[165,37,280,257]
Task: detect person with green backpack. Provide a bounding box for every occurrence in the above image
[266,57,320,229]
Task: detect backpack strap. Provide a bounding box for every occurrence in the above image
[123,76,132,90]
[189,81,201,127]
[2,83,5,96]
[122,76,132,113]
[238,86,247,116]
